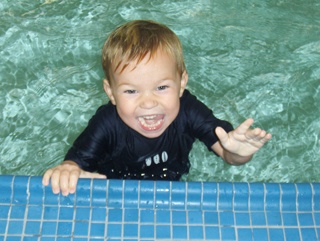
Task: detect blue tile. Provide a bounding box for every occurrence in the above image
[25,221,41,235]
[13,176,29,204]
[313,183,320,211]
[6,237,21,241]
[189,226,204,240]
[59,207,74,220]
[204,211,219,225]
[76,179,91,207]
[282,212,298,226]
[171,182,186,209]
[140,209,154,223]
[156,225,171,239]
[108,180,124,208]
[43,206,59,220]
[0,176,13,203]
[173,225,187,239]
[8,220,24,234]
[41,221,57,235]
[92,179,107,206]
[284,228,301,241]
[266,212,282,226]
[221,227,236,240]
[300,228,317,241]
[29,176,44,205]
[220,211,234,226]
[237,228,253,241]
[202,182,217,210]
[90,223,105,237]
[269,228,284,241]
[124,180,139,208]
[139,181,155,208]
[23,237,39,241]
[205,226,220,240]
[155,181,170,209]
[27,205,42,219]
[57,221,72,235]
[235,212,251,226]
[108,209,122,222]
[172,210,186,224]
[188,210,203,224]
[124,224,138,237]
[281,184,297,211]
[0,205,9,219]
[251,212,266,226]
[92,207,106,221]
[59,194,75,206]
[314,212,320,226]
[218,183,234,211]
[297,183,313,211]
[249,183,265,211]
[298,213,314,226]
[140,225,154,238]
[124,209,139,222]
[0,220,7,233]
[233,183,249,211]
[265,183,280,211]
[156,210,170,223]
[252,228,268,241]
[40,237,55,241]
[44,185,59,205]
[107,223,122,238]
[75,207,90,221]
[74,222,89,236]
[10,205,26,219]
[187,182,202,210]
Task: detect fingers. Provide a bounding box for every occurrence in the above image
[42,162,81,196]
[236,118,254,134]
[215,126,228,143]
[42,163,107,196]
[80,171,107,179]
[42,169,53,186]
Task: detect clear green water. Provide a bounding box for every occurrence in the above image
[1,0,319,182]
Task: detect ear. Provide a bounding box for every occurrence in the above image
[103,79,116,105]
[179,71,188,97]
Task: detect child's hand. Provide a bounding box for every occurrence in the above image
[42,161,106,196]
[215,118,272,158]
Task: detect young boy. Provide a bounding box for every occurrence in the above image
[42,20,271,196]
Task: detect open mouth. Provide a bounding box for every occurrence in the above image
[138,114,165,131]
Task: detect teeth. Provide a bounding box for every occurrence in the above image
[138,116,162,130]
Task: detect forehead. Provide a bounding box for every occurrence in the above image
[112,48,177,76]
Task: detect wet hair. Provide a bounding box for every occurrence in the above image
[102,20,186,83]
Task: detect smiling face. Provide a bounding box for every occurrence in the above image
[103,49,188,138]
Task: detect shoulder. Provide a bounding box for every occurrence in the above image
[88,102,123,130]
[179,89,213,117]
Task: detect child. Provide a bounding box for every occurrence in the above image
[42,20,272,196]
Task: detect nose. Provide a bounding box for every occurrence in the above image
[139,92,157,109]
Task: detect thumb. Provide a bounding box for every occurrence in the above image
[80,171,107,179]
[215,126,229,144]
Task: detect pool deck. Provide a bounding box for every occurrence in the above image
[0,175,319,241]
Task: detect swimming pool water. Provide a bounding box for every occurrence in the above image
[0,1,320,182]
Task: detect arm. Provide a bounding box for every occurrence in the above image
[211,118,272,165]
[42,160,106,196]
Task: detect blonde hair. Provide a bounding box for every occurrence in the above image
[102,20,186,82]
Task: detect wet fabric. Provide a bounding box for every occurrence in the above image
[65,89,233,180]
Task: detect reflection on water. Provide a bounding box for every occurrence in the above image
[1,0,319,182]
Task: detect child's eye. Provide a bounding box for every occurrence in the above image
[157,85,169,91]
[124,90,137,94]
